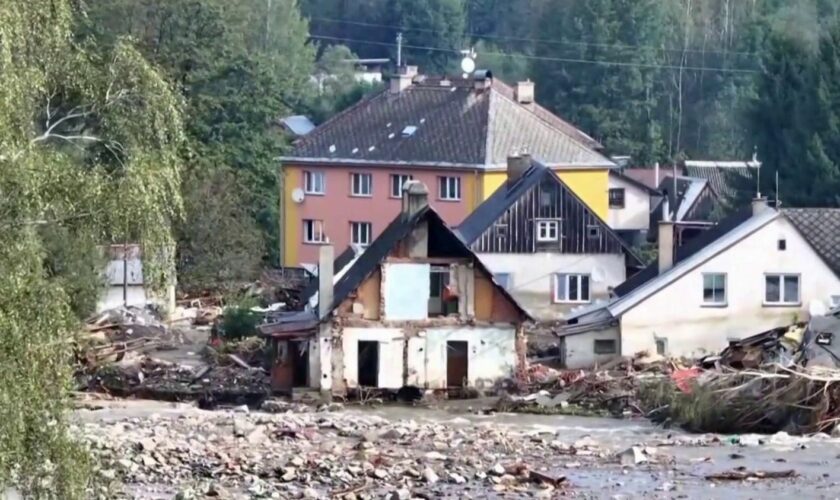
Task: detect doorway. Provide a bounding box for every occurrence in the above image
[289,340,309,387]
[446,341,469,388]
[357,341,379,387]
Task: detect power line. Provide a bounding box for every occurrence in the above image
[308,15,763,58]
[308,34,759,74]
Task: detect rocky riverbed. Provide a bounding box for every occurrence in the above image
[73,398,840,499]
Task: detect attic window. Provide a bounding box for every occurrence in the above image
[401,125,417,137]
[536,220,559,242]
[778,239,786,251]
[587,226,601,238]
[493,223,508,239]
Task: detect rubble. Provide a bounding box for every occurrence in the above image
[77,306,181,367]
[76,406,593,498]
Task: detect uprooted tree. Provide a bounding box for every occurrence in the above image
[0,1,184,496]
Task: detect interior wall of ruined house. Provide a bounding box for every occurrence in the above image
[562,326,621,369]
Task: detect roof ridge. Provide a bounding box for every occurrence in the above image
[488,87,613,166]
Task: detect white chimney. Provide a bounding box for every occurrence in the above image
[658,218,675,274]
[318,245,334,320]
[752,197,769,216]
[389,65,418,94]
[402,180,429,216]
[514,80,535,104]
[654,162,660,187]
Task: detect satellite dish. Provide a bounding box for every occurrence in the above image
[291,188,305,204]
[460,56,476,74]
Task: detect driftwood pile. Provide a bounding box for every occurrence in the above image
[642,364,840,435]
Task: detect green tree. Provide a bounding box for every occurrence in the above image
[83,0,316,271]
[1,0,185,496]
[532,0,669,164]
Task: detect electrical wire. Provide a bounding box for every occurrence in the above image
[308,15,763,58]
[308,34,760,74]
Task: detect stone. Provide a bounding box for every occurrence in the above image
[280,467,297,482]
[290,456,305,467]
[448,472,467,484]
[618,447,647,467]
[422,467,440,484]
[137,438,157,452]
[303,487,319,498]
[573,436,599,449]
[233,404,250,413]
[424,451,448,461]
[381,428,409,440]
[140,454,157,467]
[205,484,226,497]
[233,418,255,437]
[489,463,505,476]
[389,488,411,500]
[373,468,388,479]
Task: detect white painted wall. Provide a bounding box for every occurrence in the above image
[477,253,626,321]
[563,326,620,369]
[421,327,517,390]
[621,216,840,358]
[98,286,148,311]
[382,263,430,320]
[608,175,650,231]
[341,328,405,389]
[324,326,518,391]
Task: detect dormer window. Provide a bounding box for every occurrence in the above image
[536,220,559,242]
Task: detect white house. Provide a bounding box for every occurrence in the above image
[456,155,642,322]
[559,200,840,368]
[259,181,530,395]
[607,170,657,233]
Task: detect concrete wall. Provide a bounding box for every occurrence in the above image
[562,326,620,369]
[607,175,650,231]
[621,216,840,358]
[476,253,626,320]
[319,325,518,391]
[98,286,148,311]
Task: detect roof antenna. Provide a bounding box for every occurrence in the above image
[754,146,761,199]
[775,169,780,208]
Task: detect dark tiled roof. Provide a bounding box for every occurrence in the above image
[317,205,530,320]
[783,208,840,276]
[683,163,757,200]
[286,79,613,168]
[614,207,754,296]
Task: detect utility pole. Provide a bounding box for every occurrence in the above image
[396,32,403,68]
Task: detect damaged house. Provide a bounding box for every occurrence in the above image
[456,155,642,321]
[559,201,840,367]
[260,180,530,395]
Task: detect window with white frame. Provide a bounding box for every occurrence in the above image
[304,170,325,194]
[350,221,372,247]
[554,273,590,303]
[302,219,326,244]
[350,172,372,196]
[702,273,727,305]
[390,174,413,198]
[536,220,559,242]
[765,274,800,305]
[438,176,461,201]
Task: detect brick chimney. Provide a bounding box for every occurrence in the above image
[515,80,535,104]
[401,179,429,216]
[390,65,418,94]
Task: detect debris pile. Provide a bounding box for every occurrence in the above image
[77,406,614,499]
[496,354,676,417]
[85,355,270,406]
[78,306,180,368]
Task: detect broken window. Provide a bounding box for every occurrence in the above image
[608,188,625,208]
[554,273,590,303]
[536,220,559,242]
[429,265,458,317]
[702,273,727,305]
[350,172,372,196]
[390,174,413,198]
[304,170,325,194]
[765,274,800,305]
[594,339,617,354]
[303,219,326,244]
